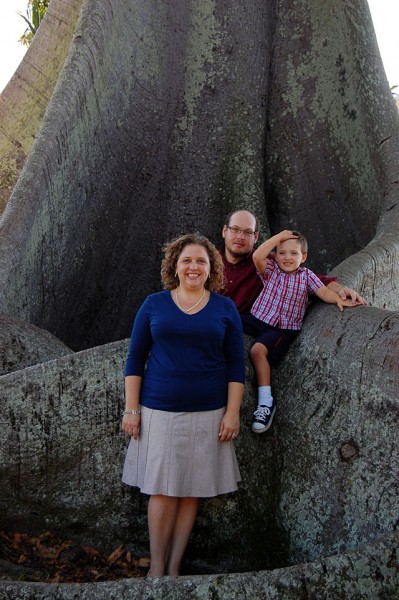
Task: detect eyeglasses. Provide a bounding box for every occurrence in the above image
[227,225,257,238]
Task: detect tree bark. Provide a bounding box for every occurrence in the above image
[273,303,399,564]
[266,0,399,276]
[1,0,397,351]
[0,0,276,350]
[0,0,84,214]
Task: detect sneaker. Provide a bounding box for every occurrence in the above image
[251,404,276,433]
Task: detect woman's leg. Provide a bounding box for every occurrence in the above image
[147,495,179,576]
[166,497,199,576]
[147,495,198,576]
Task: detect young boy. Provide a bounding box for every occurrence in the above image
[246,230,355,433]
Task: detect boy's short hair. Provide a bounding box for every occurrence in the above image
[291,231,308,253]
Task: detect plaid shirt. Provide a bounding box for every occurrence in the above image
[251,259,324,330]
[218,247,335,315]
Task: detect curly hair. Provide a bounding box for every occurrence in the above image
[161,234,225,292]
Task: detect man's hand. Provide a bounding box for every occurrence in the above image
[337,286,367,305]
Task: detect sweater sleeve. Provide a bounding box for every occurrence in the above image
[223,299,246,384]
[124,297,153,376]
[316,274,337,286]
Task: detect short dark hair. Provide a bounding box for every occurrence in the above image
[290,231,308,253]
[161,234,224,292]
[224,210,260,233]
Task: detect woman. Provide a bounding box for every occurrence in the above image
[122,233,245,577]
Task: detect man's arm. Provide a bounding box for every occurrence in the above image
[252,230,298,272]
[315,286,357,311]
[326,281,367,305]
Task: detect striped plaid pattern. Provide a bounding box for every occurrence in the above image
[251,259,324,330]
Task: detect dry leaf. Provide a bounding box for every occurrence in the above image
[107,544,124,564]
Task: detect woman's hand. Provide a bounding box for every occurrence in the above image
[219,382,244,442]
[122,414,141,439]
[219,410,240,442]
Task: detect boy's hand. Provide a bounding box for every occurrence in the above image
[253,230,299,271]
[277,230,299,243]
[337,298,357,311]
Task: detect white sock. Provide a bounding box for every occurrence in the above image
[258,386,273,408]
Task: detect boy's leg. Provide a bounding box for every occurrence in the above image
[250,342,274,407]
[250,342,276,433]
[249,326,297,433]
[250,342,273,408]
[250,342,271,387]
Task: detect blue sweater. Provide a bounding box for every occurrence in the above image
[125,291,245,412]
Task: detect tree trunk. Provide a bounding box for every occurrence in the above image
[0,0,275,350]
[0,0,84,214]
[0,0,398,591]
[266,0,399,276]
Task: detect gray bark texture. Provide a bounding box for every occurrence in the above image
[0,0,398,596]
[0,315,73,376]
[0,0,84,214]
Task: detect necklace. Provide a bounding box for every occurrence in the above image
[175,288,206,313]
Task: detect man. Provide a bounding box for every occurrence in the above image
[219,209,366,431]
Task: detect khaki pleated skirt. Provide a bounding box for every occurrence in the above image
[122,406,241,497]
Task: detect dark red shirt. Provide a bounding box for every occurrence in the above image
[219,248,336,315]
